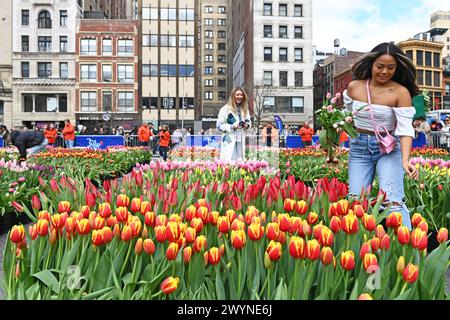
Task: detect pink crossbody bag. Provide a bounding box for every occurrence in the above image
[366,80,397,154]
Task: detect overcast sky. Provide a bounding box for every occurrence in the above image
[313,0,450,53]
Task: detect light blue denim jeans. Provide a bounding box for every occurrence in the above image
[65,139,74,148]
[348,133,412,229]
[27,138,48,157]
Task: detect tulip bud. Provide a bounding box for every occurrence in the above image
[417,220,428,233]
[121,225,132,242]
[193,235,207,252]
[386,212,402,229]
[320,247,334,265]
[155,226,167,243]
[9,225,25,244]
[166,242,179,260]
[330,216,341,233]
[230,229,246,250]
[337,199,350,216]
[402,263,419,284]
[248,223,264,241]
[396,256,405,275]
[57,201,71,213]
[144,211,155,227]
[437,228,448,244]
[397,226,410,245]
[290,217,302,235]
[217,216,231,234]
[264,252,272,269]
[135,238,143,255]
[266,241,282,261]
[411,228,427,251]
[411,213,423,227]
[294,200,308,215]
[185,205,196,221]
[363,253,379,273]
[209,211,219,225]
[359,241,372,259]
[140,201,152,216]
[49,228,58,245]
[379,234,390,251]
[353,204,365,218]
[116,194,130,208]
[29,224,38,240]
[358,293,373,300]
[283,198,295,212]
[362,214,376,232]
[98,202,112,219]
[76,219,91,235]
[340,250,355,271]
[306,239,321,261]
[341,214,359,234]
[92,230,104,246]
[207,247,221,265]
[266,222,280,241]
[231,218,245,231]
[115,206,129,223]
[143,239,156,255]
[160,276,179,295]
[318,226,334,247]
[31,194,41,211]
[80,205,91,219]
[38,210,51,221]
[130,198,142,214]
[112,224,120,238]
[183,246,192,264]
[101,227,113,244]
[307,211,319,225]
[375,224,386,239]
[190,218,204,233]
[165,221,181,242]
[277,214,291,232]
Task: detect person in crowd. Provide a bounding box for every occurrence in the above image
[10,127,48,161]
[440,117,450,151]
[216,87,252,161]
[149,123,159,154]
[44,123,58,147]
[138,122,151,147]
[413,116,431,134]
[62,119,75,148]
[343,42,419,229]
[186,127,193,136]
[199,129,205,135]
[339,130,349,148]
[79,126,88,135]
[111,127,117,135]
[299,121,314,147]
[77,124,84,135]
[0,125,12,146]
[172,128,183,148]
[159,125,171,161]
[117,126,125,136]
[280,124,290,148]
[261,122,278,147]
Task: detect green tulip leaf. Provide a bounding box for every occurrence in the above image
[32,270,60,294]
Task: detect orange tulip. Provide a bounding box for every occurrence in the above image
[411,228,427,251]
[143,239,155,255]
[101,227,113,244]
[318,226,334,247]
[92,230,104,246]
[76,219,91,235]
[49,228,58,245]
[362,214,376,232]
[130,198,141,214]
[51,213,65,230]
[183,247,192,264]
[353,204,365,218]
[184,227,197,243]
[294,200,308,216]
[185,205,196,221]
[160,276,179,295]
[375,224,386,239]
[341,214,359,234]
[357,293,373,300]
[112,224,120,238]
[165,221,181,242]
[359,241,372,259]
[166,242,179,260]
[57,201,71,213]
[266,222,280,241]
[396,256,405,275]
[155,225,167,243]
[277,213,291,232]
[330,216,341,233]
[266,240,282,261]
[320,247,334,265]
[116,194,130,208]
[397,226,410,245]
[80,205,91,219]
[155,214,168,227]
[306,239,320,261]
[290,217,303,235]
[93,216,106,230]
[301,220,312,237]
[98,202,112,219]
[380,234,390,251]
[248,223,264,241]
[196,206,209,223]
[231,229,246,250]
[307,211,319,225]
[411,213,423,228]
[38,210,51,221]
[190,218,204,233]
[340,250,355,271]
[402,263,419,283]
[386,212,402,229]
[363,253,379,273]
[328,202,339,218]
[10,225,25,244]
[144,211,155,227]
[231,219,245,231]
[217,216,230,234]
[129,219,142,238]
[193,235,207,252]
[121,225,132,242]
[437,228,448,244]
[209,211,219,225]
[417,220,428,233]
[283,198,295,212]
[336,199,350,216]
[140,201,152,216]
[115,207,129,223]
[207,247,221,265]
[36,219,49,236]
[289,236,306,259]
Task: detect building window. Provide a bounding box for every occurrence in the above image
[218,19,226,26]
[433,52,441,68]
[81,64,97,82]
[60,36,68,52]
[205,54,213,62]
[205,18,213,26]
[218,67,226,75]
[218,42,226,50]
[279,4,287,16]
[218,91,227,100]
[38,11,52,29]
[179,35,194,47]
[295,48,303,62]
[445,83,450,95]
[179,9,195,21]
[59,62,68,79]
[416,70,423,85]
[264,47,272,61]
[406,50,413,61]
[295,71,303,87]
[292,97,304,113]
[264,71,272,86]
[218,6,226,14]
[205,42,213,50]
[0,101,3,115]
[21,62,30,78]
[279,25,288,38]
[118,92,134,112]
[118,39,133,56]
[218,31,226,38]
[416,50,423,66]
[264,3,272,16]
[205,6,213,13]
[142,35,150,47]
[60,10,67,27]
[102,65,112,82]
[294,5,303,17]
[143,65,158,77]
[38,62,52,78]
[22,36,29,52]
[102,39,112,55]
[425,51,432,67]
[264,25,273,38]
[81,92,97,112]
[218,79,226,87]
[205,30,213,38]
[102,92,112,111]
[218,55,226,63]
[118,65,134,82]
[142,8,159,20]
[279,48,288,62]
[205,66,213,75]
[160,65,177,77]
[205,92,213,100]
[263,97,275,112]
[22,10,29,26]
[294,26,303,39]
[160,8,177,20]
[38,36,52,52]
[279,71,288,87]
[161,35,177,47]
[434,71,441,87]
[179,65,195,77]
[81,39,97,55]
[205,79,213,87]
[425,70,432,86]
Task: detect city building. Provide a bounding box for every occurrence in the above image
[312,61,325,129]
[80,0,129,19]
[198,0,229,129]
[334,66,353,99]
[75,19,139,131]
[442,56,450,109]
[398,39,445,110]
[12,0,80,129]
[312,46,333,65]
[0,0,13,128]
[140,0,197,130]
[429,10,450,58]
[229,0,314,127]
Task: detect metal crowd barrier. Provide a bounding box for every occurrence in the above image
[428,131,450,150]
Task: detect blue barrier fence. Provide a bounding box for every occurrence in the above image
[75,135,125,149]
[0,137,4,148]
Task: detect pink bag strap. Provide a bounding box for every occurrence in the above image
[365,80,389,141]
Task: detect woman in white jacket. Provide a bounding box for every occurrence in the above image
[216,87,252,161]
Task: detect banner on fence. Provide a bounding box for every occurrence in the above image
[75,135,124,149]
[0,137,4,148]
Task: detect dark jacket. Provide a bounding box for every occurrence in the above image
[10,130,45,159]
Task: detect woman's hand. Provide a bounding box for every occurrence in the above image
[403,160,418,180]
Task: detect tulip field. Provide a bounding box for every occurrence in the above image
[1,145,450,300]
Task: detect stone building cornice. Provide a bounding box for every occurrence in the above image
[12,78,76,86]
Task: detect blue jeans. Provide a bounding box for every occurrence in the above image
[348,133,412,229]
[28,138,48,157]
[65,139,74,148]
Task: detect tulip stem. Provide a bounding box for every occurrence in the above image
[120,241,133,277]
